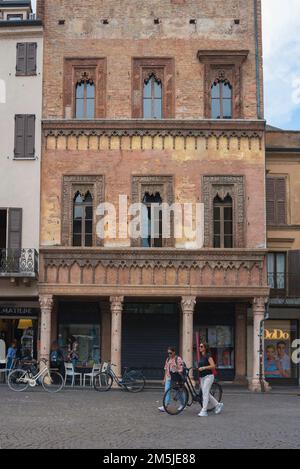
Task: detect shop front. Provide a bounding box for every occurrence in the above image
[194,303,236,381]
[264,316,299,386]
[57,301,101,365]
[122,303,180,380]
[0,304,39,363]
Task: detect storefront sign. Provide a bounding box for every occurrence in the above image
[0,306,39,317]
[265,329,290,340]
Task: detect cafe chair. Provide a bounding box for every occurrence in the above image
[64,362,82,387]
[83,364,101,387]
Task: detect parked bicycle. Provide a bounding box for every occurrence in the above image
[93,362,145,393]
[163,367,223,415]
[7,358,64,393]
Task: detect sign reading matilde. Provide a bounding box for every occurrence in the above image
[0,306,39,317]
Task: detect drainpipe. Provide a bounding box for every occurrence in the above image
[259,300,270,392]
[254,0,262,119]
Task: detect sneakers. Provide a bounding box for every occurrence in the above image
[198,410,208,417]
[158,406,165,412]
[178,405,185,412]
[214,403,224,415]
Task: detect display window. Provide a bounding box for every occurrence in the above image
[264,320,298,382]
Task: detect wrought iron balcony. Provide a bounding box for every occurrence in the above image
[0,249,38,278]
[268,273,300,299]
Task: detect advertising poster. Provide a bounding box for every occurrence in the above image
[264,321,296,379]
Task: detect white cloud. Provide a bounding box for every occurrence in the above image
[262,0,300,128]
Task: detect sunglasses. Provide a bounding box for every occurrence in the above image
[199,345,205,349]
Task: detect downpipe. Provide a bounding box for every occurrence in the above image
[259,301,270,393]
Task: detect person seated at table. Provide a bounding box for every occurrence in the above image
[50,341,65,375]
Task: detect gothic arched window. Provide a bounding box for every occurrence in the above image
[75,79,95,119]
[142,192,163,247]
[143,74,162,119]
[73,190,93,247]
[213,194,233,248]
[211,79,232,119]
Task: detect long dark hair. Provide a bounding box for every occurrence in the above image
[200,342,210,355]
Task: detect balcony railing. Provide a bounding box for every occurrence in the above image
[0,249,38,277]
[268,273,300,299]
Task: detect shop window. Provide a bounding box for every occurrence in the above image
[194,325,235,372]
[211,79,232,119]
[58,304,101,365]
[143,74,162,119]
[141,192,163,248]
[264,320,298,382]
[72,190,93,247]
[213,195,233,248]
[267,253,286,295]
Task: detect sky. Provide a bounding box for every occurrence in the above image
[31,0,300,130]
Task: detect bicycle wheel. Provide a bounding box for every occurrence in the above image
[163,384,188,415]
[199,382,223,412]
[42,371,64,393]
[7,369,29,392]
[93,372,113,392]
[123,370,145,393]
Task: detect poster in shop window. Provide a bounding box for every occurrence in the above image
[264,320,296,379]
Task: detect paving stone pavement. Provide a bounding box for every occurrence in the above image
[0,386,299,449]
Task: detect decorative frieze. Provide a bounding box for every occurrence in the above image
[43,120,265,152]
[40,247,268,292]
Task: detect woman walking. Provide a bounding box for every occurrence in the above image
[198,342,224,417]
[158,346,185,413]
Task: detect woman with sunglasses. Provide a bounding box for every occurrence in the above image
[198,342,224,417]
[158,346,185,413]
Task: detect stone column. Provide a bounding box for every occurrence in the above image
[39,294,54,365]
[234,303,248,385]
[181,296,196,370]
[110,296,124,379]
[249,297,271,392]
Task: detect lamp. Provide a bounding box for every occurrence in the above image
[17,319,33,330]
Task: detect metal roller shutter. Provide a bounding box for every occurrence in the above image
[122,303,179,380]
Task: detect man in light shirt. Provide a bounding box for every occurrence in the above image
[276,342,291,378]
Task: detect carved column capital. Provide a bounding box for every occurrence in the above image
[110,296,124,314]
[252,297,268,315]
[181,296,196,314]
[39,294,54,312]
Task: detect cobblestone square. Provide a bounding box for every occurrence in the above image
[0,386,299,449]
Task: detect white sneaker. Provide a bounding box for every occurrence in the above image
[214,403,224,415]
[198,410,208,417]
[158,406,165,412]
[178,405,185,412]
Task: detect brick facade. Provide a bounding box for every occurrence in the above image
[38,0,268,388]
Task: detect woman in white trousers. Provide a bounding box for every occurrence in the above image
[198,342,224,417]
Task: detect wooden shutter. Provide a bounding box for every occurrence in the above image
[14,115,25,158]
[267,177,287,226]
[16,43,26,75]
[7,209,22,251]
[26,43,37,75]
[266,178,276,225]
[25,115,35,158]
[288,250,300,297]
[275,178,287,225]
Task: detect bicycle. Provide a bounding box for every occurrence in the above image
[163,367,223,415]
[7,358,64,394]
[93,362,145,393]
